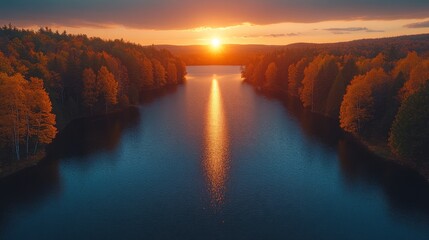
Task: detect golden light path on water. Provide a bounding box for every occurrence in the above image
[204,76,229,208]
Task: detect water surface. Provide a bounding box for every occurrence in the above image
[1,66,429,240]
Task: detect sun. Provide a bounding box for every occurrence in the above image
[211,38,221,49]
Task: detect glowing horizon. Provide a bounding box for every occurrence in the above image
[6,17,429,46]
[1,0,429,46]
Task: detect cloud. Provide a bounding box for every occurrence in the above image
[366,29,385,33]
[404,20,429,28]
[331,31,349,35]
[286,33,301,36]
[324,27,369,32]
[265,33,286,38]
[323,27,384,34]
[0,0,428,29]
[241,32,301,38]
[242,34,282,38]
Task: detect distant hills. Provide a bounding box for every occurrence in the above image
[158,33,429,65]
[157,44,278,65]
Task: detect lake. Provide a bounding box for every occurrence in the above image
[1,66,429,240]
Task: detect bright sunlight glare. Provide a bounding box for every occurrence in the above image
[211,38,221,49]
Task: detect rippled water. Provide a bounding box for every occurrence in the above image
[1,66,429,240]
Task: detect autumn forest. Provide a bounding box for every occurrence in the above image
[0,26,186,172]
[241,35,429,169]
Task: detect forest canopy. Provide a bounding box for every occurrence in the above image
[0,25,186,162]
[241,34,429,163]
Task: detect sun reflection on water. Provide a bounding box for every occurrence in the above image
[204,77,229,208]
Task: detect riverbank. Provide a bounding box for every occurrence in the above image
[0,151,46,179]
[0,85,180,179]
[252,84,429,182]
[0,108,134,179]
[359,138,429,182]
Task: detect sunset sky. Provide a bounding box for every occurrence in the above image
[1,0,429,45]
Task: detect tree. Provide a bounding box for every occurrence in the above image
[288,58,308,97]
[0,51,14,75]
[264,62,278,89]
[339,74,373,135]
[314,57,338,113]
[399,59,429,101]
[241,63,254,82]
[141,57,154,88]
[325,58,358,118]
[301,55,322,109]
[389,81,429,161]
[167,62,178,85]
[176,59,187,83]
[300,55,338,113]
[63,48,82,103]
[25,77,57,156]
[0,73,27,160]
[152,59,166,87]
[0,74,56,160]
[392,51,421,79]
[97,66,118,112]
[339,68,391,136]
[100,51,129,97]
[356,53,385,74]
[252,59,268,87]
[82,68,98,113]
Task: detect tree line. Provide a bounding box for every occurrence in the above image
[0,25,186,162]
[241,37,429,163]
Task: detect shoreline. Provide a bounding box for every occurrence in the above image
[359,138,429,182]
[2,81,428,182]
[251,83,429,182]
[0,151,46,179]
[0,85,181,180]
[0,106,137,179]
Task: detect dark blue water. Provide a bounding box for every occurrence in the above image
[1,66,429,240]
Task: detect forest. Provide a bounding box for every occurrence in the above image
[0,25,186,167]
[241,34,429,166]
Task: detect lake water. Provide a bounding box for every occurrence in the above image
[1,66,429,240]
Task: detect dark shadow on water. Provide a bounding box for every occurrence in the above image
[46,106,141,160]
[0,107,141,228]
[140,85,180,106]
[247,86,343,148]
[254,87,429,224]
[0,159,61,228]
[0,87,179,229]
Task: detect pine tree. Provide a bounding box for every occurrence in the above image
[389,81,429,161]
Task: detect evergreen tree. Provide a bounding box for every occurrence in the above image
[389,81,429,161]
